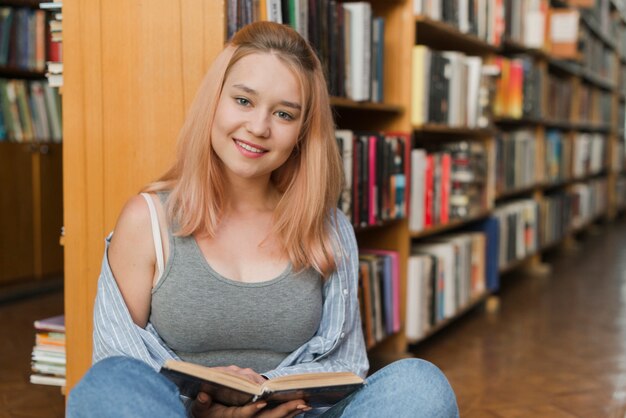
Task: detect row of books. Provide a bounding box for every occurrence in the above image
[504,1,586,59]
[616,101,626,137]
[577,84,612,126]
[492,55,542,120]
[494,199,539,270]
[582,0,612,39]
[616,100,626,137]
[413,0,626,76]
[41,2,62,88]
[494,179,607,270]
[616,177,626,210]
[585,88,612,128]
[406,227,493,341]
[502,0,547,49]
[579,23,615,84]
[569,179,608,231]
[496,129,608,192]
[539,179,608,247]
[30,314,65,387]
[411,46,494,128]
[544,130,570,184]
[539,192,574,248]
[335,130,408,228]
[0,79,62,142]
[0,7,46,72]
[620,18,626,60]
[413,0,506,46]
[571,133,606,179]
[559,83,614,130]
[614,138,625,173]
[409,141,490,232]
[495,130,536,194]
[358,250,400,349]
[546,73,573,123]
[227,1,384,102]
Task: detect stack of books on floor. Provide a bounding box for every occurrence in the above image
[30,314,66,388]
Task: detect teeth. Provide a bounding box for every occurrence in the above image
[236,140,264,153]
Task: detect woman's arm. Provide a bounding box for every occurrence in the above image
[107,194,158,328]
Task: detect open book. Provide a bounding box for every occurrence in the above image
[160,359,364,407]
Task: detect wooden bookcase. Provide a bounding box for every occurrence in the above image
[0,0,63,284]
[61,0,626,392]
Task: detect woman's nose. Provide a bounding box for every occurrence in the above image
[245,111,270,138]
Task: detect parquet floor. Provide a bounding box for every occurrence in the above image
[2,218,626,417]
[0,288,64,418]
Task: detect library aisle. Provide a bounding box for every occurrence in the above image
[2,217,626,417]
[412,217,626,417]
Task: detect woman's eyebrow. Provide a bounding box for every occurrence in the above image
[232,83,257,95]
[232,83,301,111]
[280,100,302,111]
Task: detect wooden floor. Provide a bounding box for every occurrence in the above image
[0,286,64,418]
[2,217,626,417]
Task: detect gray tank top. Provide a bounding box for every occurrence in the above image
[149,196,323,373]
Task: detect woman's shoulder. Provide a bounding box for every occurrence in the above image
[116,194,153,231]
[109,194,157,254]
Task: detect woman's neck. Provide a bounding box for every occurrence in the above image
[224,176,280,214]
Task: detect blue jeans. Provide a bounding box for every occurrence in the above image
[67,357,459,417]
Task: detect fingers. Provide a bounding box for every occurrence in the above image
[193,398,311,418]
[257,399,311,418]
[190,392,212,418]
[239,401,268,417]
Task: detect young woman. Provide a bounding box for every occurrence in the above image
[67,21,459,418]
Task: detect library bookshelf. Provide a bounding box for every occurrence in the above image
[0,0,63,284]
[61,0,626,393]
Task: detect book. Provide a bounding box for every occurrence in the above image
[342,2,371,101]
[29,374,66,387]
[335,129,353,221]
[159,360,364,407]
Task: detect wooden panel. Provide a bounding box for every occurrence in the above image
[372,0,413,131]
[101,1,185,228]
[63,0,101,390]
[0,143,34,283]
[63,0,225,391]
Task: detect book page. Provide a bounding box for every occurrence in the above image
[266,372,363,391]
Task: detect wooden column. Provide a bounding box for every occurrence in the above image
[63,0,225,391]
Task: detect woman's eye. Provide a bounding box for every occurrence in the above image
[235,97,250,106]
[275,111,294,121]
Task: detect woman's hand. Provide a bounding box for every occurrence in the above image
[190,365,312,417]
[191,393,311,418]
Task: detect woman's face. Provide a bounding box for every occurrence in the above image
[211,52,303,186]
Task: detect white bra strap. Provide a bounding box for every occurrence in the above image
[141,193,164,284]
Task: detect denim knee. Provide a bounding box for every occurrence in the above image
[373,358,458,417]
[67,356,185,418]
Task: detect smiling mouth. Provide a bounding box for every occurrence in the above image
[234,139,268,154]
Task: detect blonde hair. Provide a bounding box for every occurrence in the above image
[145,22,343,277]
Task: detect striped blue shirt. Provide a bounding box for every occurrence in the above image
[92,210,369,380]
